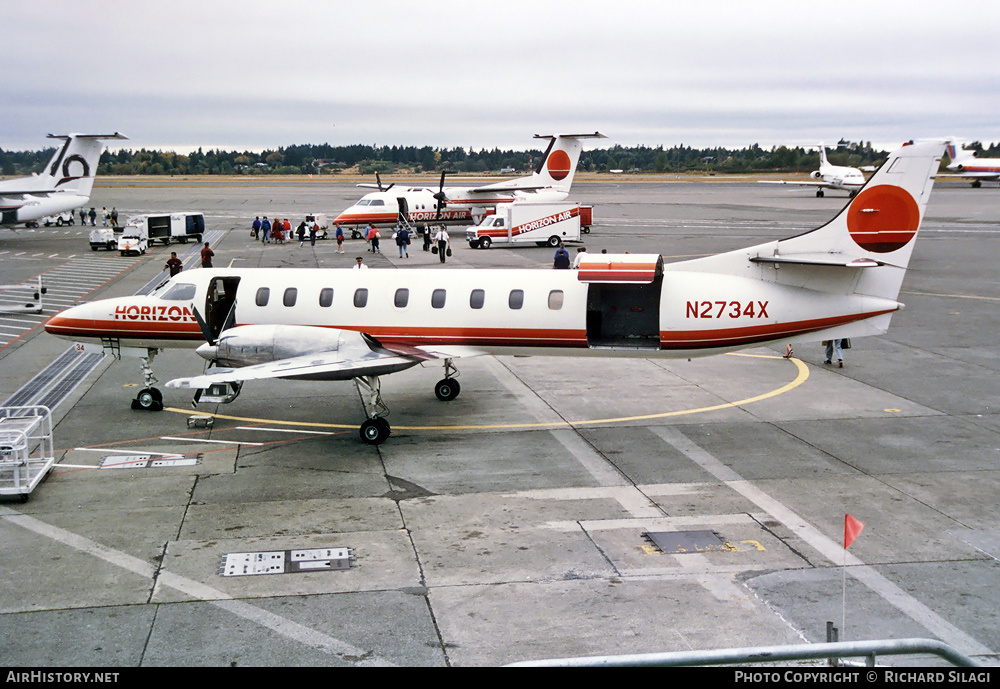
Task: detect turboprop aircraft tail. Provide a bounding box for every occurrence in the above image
[529,132,606,192]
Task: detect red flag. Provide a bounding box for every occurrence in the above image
[844,514,865,549]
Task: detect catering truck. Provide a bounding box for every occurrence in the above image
[466,202,592,249]
[127,212,205,245]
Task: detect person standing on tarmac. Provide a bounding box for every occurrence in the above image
[164,252,183,277]
[200,242,215,268]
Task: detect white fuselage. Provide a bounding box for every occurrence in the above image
[332,186,569,228]
[45,262,900,362]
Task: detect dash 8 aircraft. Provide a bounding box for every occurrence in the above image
[45,140,944,444]
[331,133,605,230]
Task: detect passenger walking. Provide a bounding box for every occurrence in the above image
[309,222,317,247]
[395,226,410,258]
[336,226,344,253]
[824,339,845,368]
[366,224,381,253]
[88,207,97,226]
[297,221,307,246]
[261,216,271,243]
[200,242,215,268]
[433,226,450,263]
[252,216,261,239]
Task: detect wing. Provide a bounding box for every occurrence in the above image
[166,350,421,388]
[165,329,487,389]
[757,180,837,189]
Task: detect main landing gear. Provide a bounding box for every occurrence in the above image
[355,358,461,445]
[131,349,164,411]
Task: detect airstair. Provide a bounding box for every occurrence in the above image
[0,405,56,501]
[0,276,46,314]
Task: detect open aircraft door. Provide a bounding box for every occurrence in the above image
[205,276,240,342]
[579,254,663,350]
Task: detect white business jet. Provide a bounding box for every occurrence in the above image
[1,133,128,228]
[332,133,605,230]
[45,140,944,445]
[937,141,1000,187]
[760,143,869,197]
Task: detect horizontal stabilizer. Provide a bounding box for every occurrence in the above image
[750,253,882,268]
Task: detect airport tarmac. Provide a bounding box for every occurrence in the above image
[1,177,999,667]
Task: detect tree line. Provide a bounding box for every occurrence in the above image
[2,139,996,177]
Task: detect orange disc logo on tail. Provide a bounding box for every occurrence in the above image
[546,150,572,181]
[846,185,920,253]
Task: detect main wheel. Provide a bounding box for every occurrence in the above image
[360,417,391,445]
[132,387,164,411]
[435,378,461,401]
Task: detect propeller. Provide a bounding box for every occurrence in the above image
[376,172,394,192]
[433,171,449,220]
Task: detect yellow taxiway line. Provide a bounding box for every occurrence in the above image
[164,353,810,432]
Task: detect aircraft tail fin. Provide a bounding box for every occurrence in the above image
[679,140,944,306]
[40,133,128,195]
[817,143,830,168]
[530,132,606,192]
[945,140,976,168]
[774,140,943,301]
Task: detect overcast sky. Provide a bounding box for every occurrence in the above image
[5,0,1000,154]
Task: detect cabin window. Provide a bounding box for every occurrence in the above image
[283,287,297,307]
[508,289,524,310]
[319,288,333,307]
[354,288,368,308]
[394,288,409,308]
[161,283,196,301]
[470,289,485,309]
[255,287,270,307]
[432,289,446,309]
[548,290,564,310]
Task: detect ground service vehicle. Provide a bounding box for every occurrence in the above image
[127,213,205,245]
[89,227,119,250]
[467,203,591,249]
[117,222,148,256]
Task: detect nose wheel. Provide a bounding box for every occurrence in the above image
[131,350,164,411]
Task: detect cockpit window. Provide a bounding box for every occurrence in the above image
[160,283,196,301]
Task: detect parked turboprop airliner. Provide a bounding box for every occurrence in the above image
[45,140,943,445]
[332,133,605,230]
[760,144,870,197]
[1,133,127,227]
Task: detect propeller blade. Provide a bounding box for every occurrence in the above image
[191,306,216,346]
[434,171,448,219]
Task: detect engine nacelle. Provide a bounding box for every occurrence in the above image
[196,324,376,368]
[810,170,823,180]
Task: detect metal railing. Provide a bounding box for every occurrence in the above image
[506,638,983,668]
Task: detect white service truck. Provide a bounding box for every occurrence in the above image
[117,222,148,256]
[127,212,205,246]
[467,202,592,249]
[89,226,119,250]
